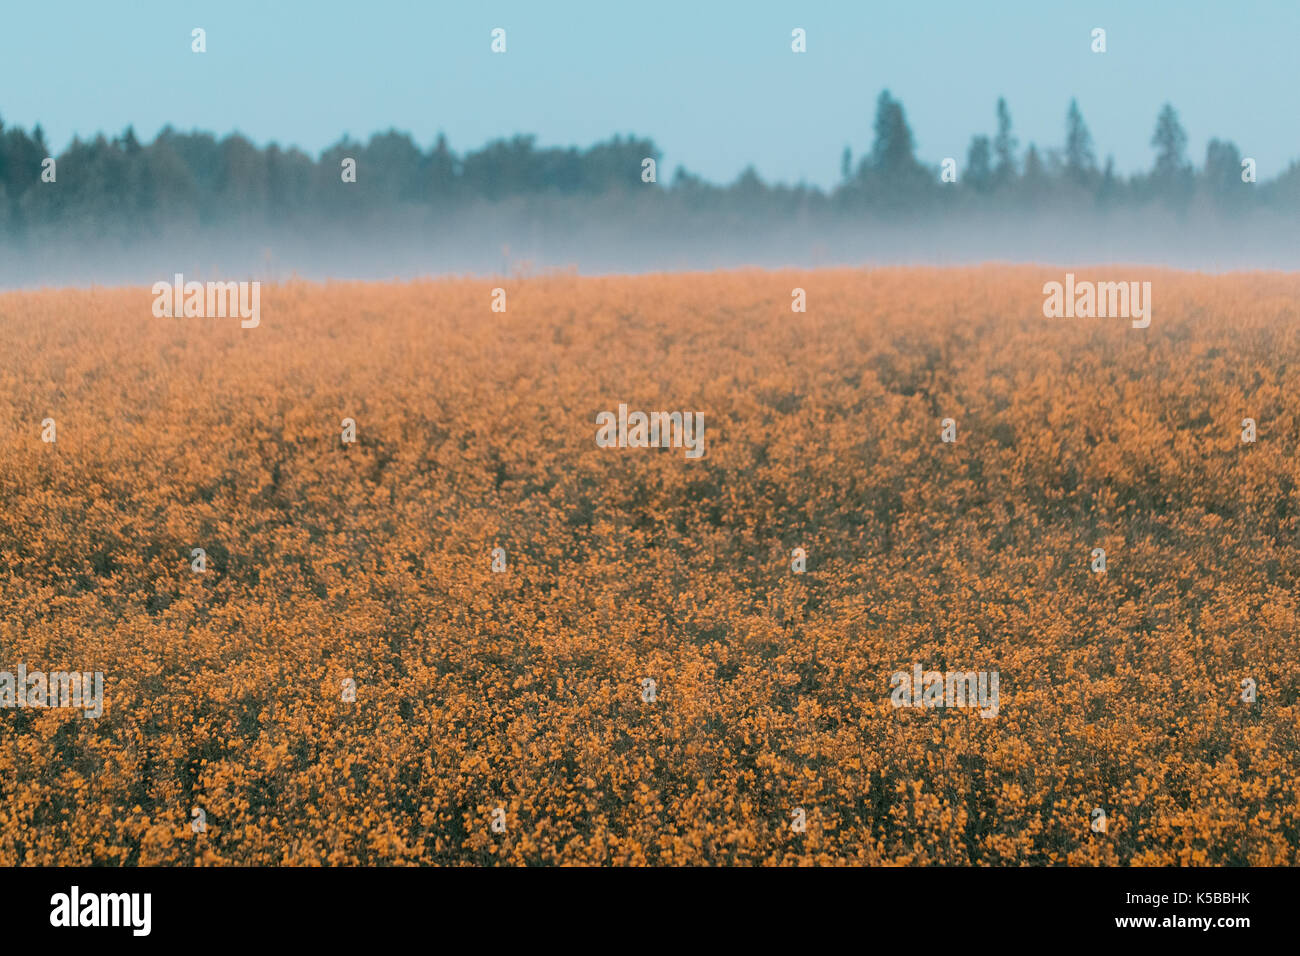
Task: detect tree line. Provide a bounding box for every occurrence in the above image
[1,91,1294,239]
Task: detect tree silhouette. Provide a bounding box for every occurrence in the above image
[1150,103,1193,207]
[870,89,918,176]
[993,97,1018,187]
[1203,138,1243,199]
[966,135,993,192]
[1064,98,1096,185]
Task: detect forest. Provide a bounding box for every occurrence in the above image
[0,92,1286,242]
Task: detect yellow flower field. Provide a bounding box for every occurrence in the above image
[0,267,1297,865]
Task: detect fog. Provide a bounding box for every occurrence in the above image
[2,205,1297,290]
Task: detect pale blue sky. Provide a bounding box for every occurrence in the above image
[1,0,1295,188]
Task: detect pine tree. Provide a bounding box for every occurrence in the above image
[993,97,1018,186]
[1064,99,1096,184]
[966,135,993,192]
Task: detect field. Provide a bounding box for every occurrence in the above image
[1,266,1298,865]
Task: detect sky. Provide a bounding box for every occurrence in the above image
[1,0,1296,190]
